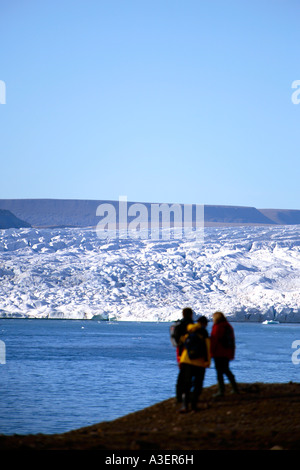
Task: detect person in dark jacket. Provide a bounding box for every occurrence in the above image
[175,307,194,403]
[210,311,238,397]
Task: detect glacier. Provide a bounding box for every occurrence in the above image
[0,224,299,322]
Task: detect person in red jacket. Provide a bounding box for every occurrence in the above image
[210,311,238,397]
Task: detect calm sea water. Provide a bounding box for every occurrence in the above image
[0,319,300,436]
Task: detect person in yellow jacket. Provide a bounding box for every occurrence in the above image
[179,316,211,413]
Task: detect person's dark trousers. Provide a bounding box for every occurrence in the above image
[214,357,238,394]
[176,365,184,402]
[181,363,205,410]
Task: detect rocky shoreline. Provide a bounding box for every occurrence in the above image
[1,382,300,451]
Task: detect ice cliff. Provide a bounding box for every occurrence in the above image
[0,224,299,322]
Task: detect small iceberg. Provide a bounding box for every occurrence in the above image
[92,314,109,321]
[92,313,117,321]
[262,320,280,325]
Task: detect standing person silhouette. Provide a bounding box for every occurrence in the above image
[210,311,238,397]
[179,315,211,412]
[175,308,194,403]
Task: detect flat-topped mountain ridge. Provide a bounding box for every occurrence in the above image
[0,199,299,228]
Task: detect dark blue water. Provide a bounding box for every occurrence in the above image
[0,320,299,435]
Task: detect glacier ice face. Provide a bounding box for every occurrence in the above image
[0,225,299,322]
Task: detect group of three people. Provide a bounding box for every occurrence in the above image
[176,308,238,413]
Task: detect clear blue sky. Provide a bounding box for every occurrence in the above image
[1,0,299,209]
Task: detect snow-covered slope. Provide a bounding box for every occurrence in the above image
[0,225,299,322]
[0,209,31,229]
